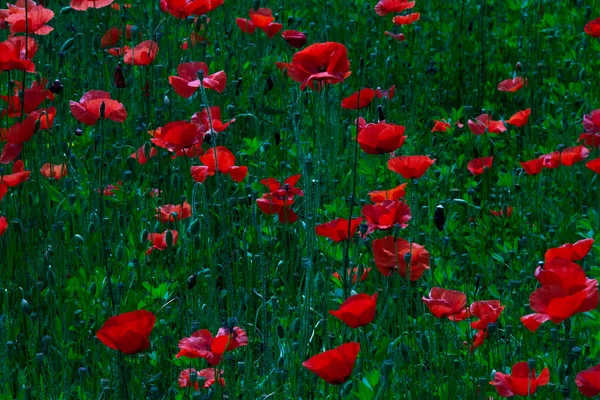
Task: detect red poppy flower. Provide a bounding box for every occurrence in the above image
[470,300,504,331]
[586,157,600,173]
[467,114,506,134]
[540,151,560,169]
[302,342,360,385]
[490,362,550,397]
[5,4,53,35]
[368,183,407,203]
[576,364,600,397]
[329,293,378,328]
[70,91,127,126]
[579,133,600,148]
[40,163,67,180]
[388,155,435,179]
[584,110,600,133]
[151,121,202,152]
[192,146,247,183]
[332,267,371,284]
[497,76,525,92]
[236,18,256,33]
[287,42,351,90]
[281,30,307,48]
[520,158,543,175]
[169,62,226,98]
[0,37,37,72]
[584,17,600,37]
[384,31,406,41]
[1,88,46,118]
[392,12,420,25]
[29,107,55,130]
[372,236,430,280]
[374,0,415,16]
[490,207,513,218]
[101,27,120,48]
[156,202,192,223]
[147,229,179,254]
[130,144,157,164]
[256,175,303,224]
[362,200,411,234]
[357,122,406,154]
[176,326,248,365]
[99,182,122,196]
[431,120,451,132]
[375,85,395,99]
[1,160,30,187]
[0,216,7,236]
[160,0,223,18]
[96,310,156,354]
[560,145,589,166]
[545,239,594,262]
[124,40,159,66]
[71,0,114,10]
[422,288,467,319]
[248,8,282,38]
[506,108,531,127]
[467,156,493,175]
[316,217,362,242]
[341,88,376,110]
[178,368,225,390]
[0,118,38,164]
[191,106,235,135]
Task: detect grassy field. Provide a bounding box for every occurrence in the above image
[1,0,600,398]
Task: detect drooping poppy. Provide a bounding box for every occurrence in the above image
[357,122,406,154]
[332,267,371,284]
[374,0,415,16]
[560,145,589,166]
[422,288,467,319]
[368,183,407,203]
[124,40,159,66]
[576,365,600,397]
[506,108,531,127]
[392,12,420,25]
[156,202,192,223]
[5,4,54,35]
[169,62,226,98]
[362,200,411,234]
[147,229,179,254]
[315,217,362,242]
[431,120,451,132]
[70,90,127,126]
[0,216,7,235]
[176,326,248,365]
[329,293,378,328]
[160,0,223,19]
[497,76,525,92]
[178,368,225,390]
[586,157,600,173]
[0,37,37,72]
[150,121,202,151]
[40,163,67,180]
[545,238,594,262]
[96,310,156,354]
[281,30,307,48]
[71,0,114,10]
[579,133,600,148]
[583,109,600,133]
[490,362,550,397]
[372,236,430,280]
[302,342,360,385]
[384,31,406,41]
[287,42,351,90]
[341,88,376,109]
[467,156,493,175]
[388,155,435,179]
[584,17,600,37]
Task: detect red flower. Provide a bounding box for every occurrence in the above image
[329,293,378,328]
[70,90,127,126]
[368,183,407,203]
[5,4,54,35]
[71,0,114,10]
[316,218,362,242]
[490,207,513,218]
[583,109,600,133]
[151,121,202,152]
[156,202,192,223]
[256,175,303,224]
[540,151,560,169]
[1,84,48,118]
[287,42,351,90]
[372,236,430,280]
[431,120,451,132]
[30,107,56,130]
[124,40,159,66]
[374,0,415,16]
[545,238,594,262]
[467,114,506,134]
[191,106,235,135]
[191,146,247,183]
[584,17,600,37]
[176,326,248,365]
[384,31,405,41]
[520,158,543,175]
[497,76,525,92]
[375,85,395,99]
[422,288,467,319]
[248,8,282,38]
[357,122,406,154]
[96,310,156,354]
[0,37,37,72]
[281,30,307,48]
[579,133,600,147]
[506,108,531,127]
[560,145,589,166]
[40,163,67,180]
[586,157,600,173]
[1,160,30,187]
[0,215,6,235]
[0,116,37,163]
[467,156,493,175]
[392,12,420,25]
[490,362,549,397]
[160,0,223,18]
[332,267,371,284]
[147,229,179,254]
[362,200,411,234]
[169,62,226,98]
[576,364,600,397]
[341,88,376,110]
[468,300,505,350]
[388,155,435,179]
[101,27,120,48]
[130,144,157,164]
[302,342,360,385]
[178,368,225,390]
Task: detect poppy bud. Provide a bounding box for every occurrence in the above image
[187,218,200,235]
[49,79,64,94]
[78,367,87,379]
[487,322,497,335]
[35,353,44,363]
[187,274,197,290]
[21,298,31,314]
[434,205,445,231]
[165,230,174,246]
[516,61,522,71]
[403,251,412,264]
